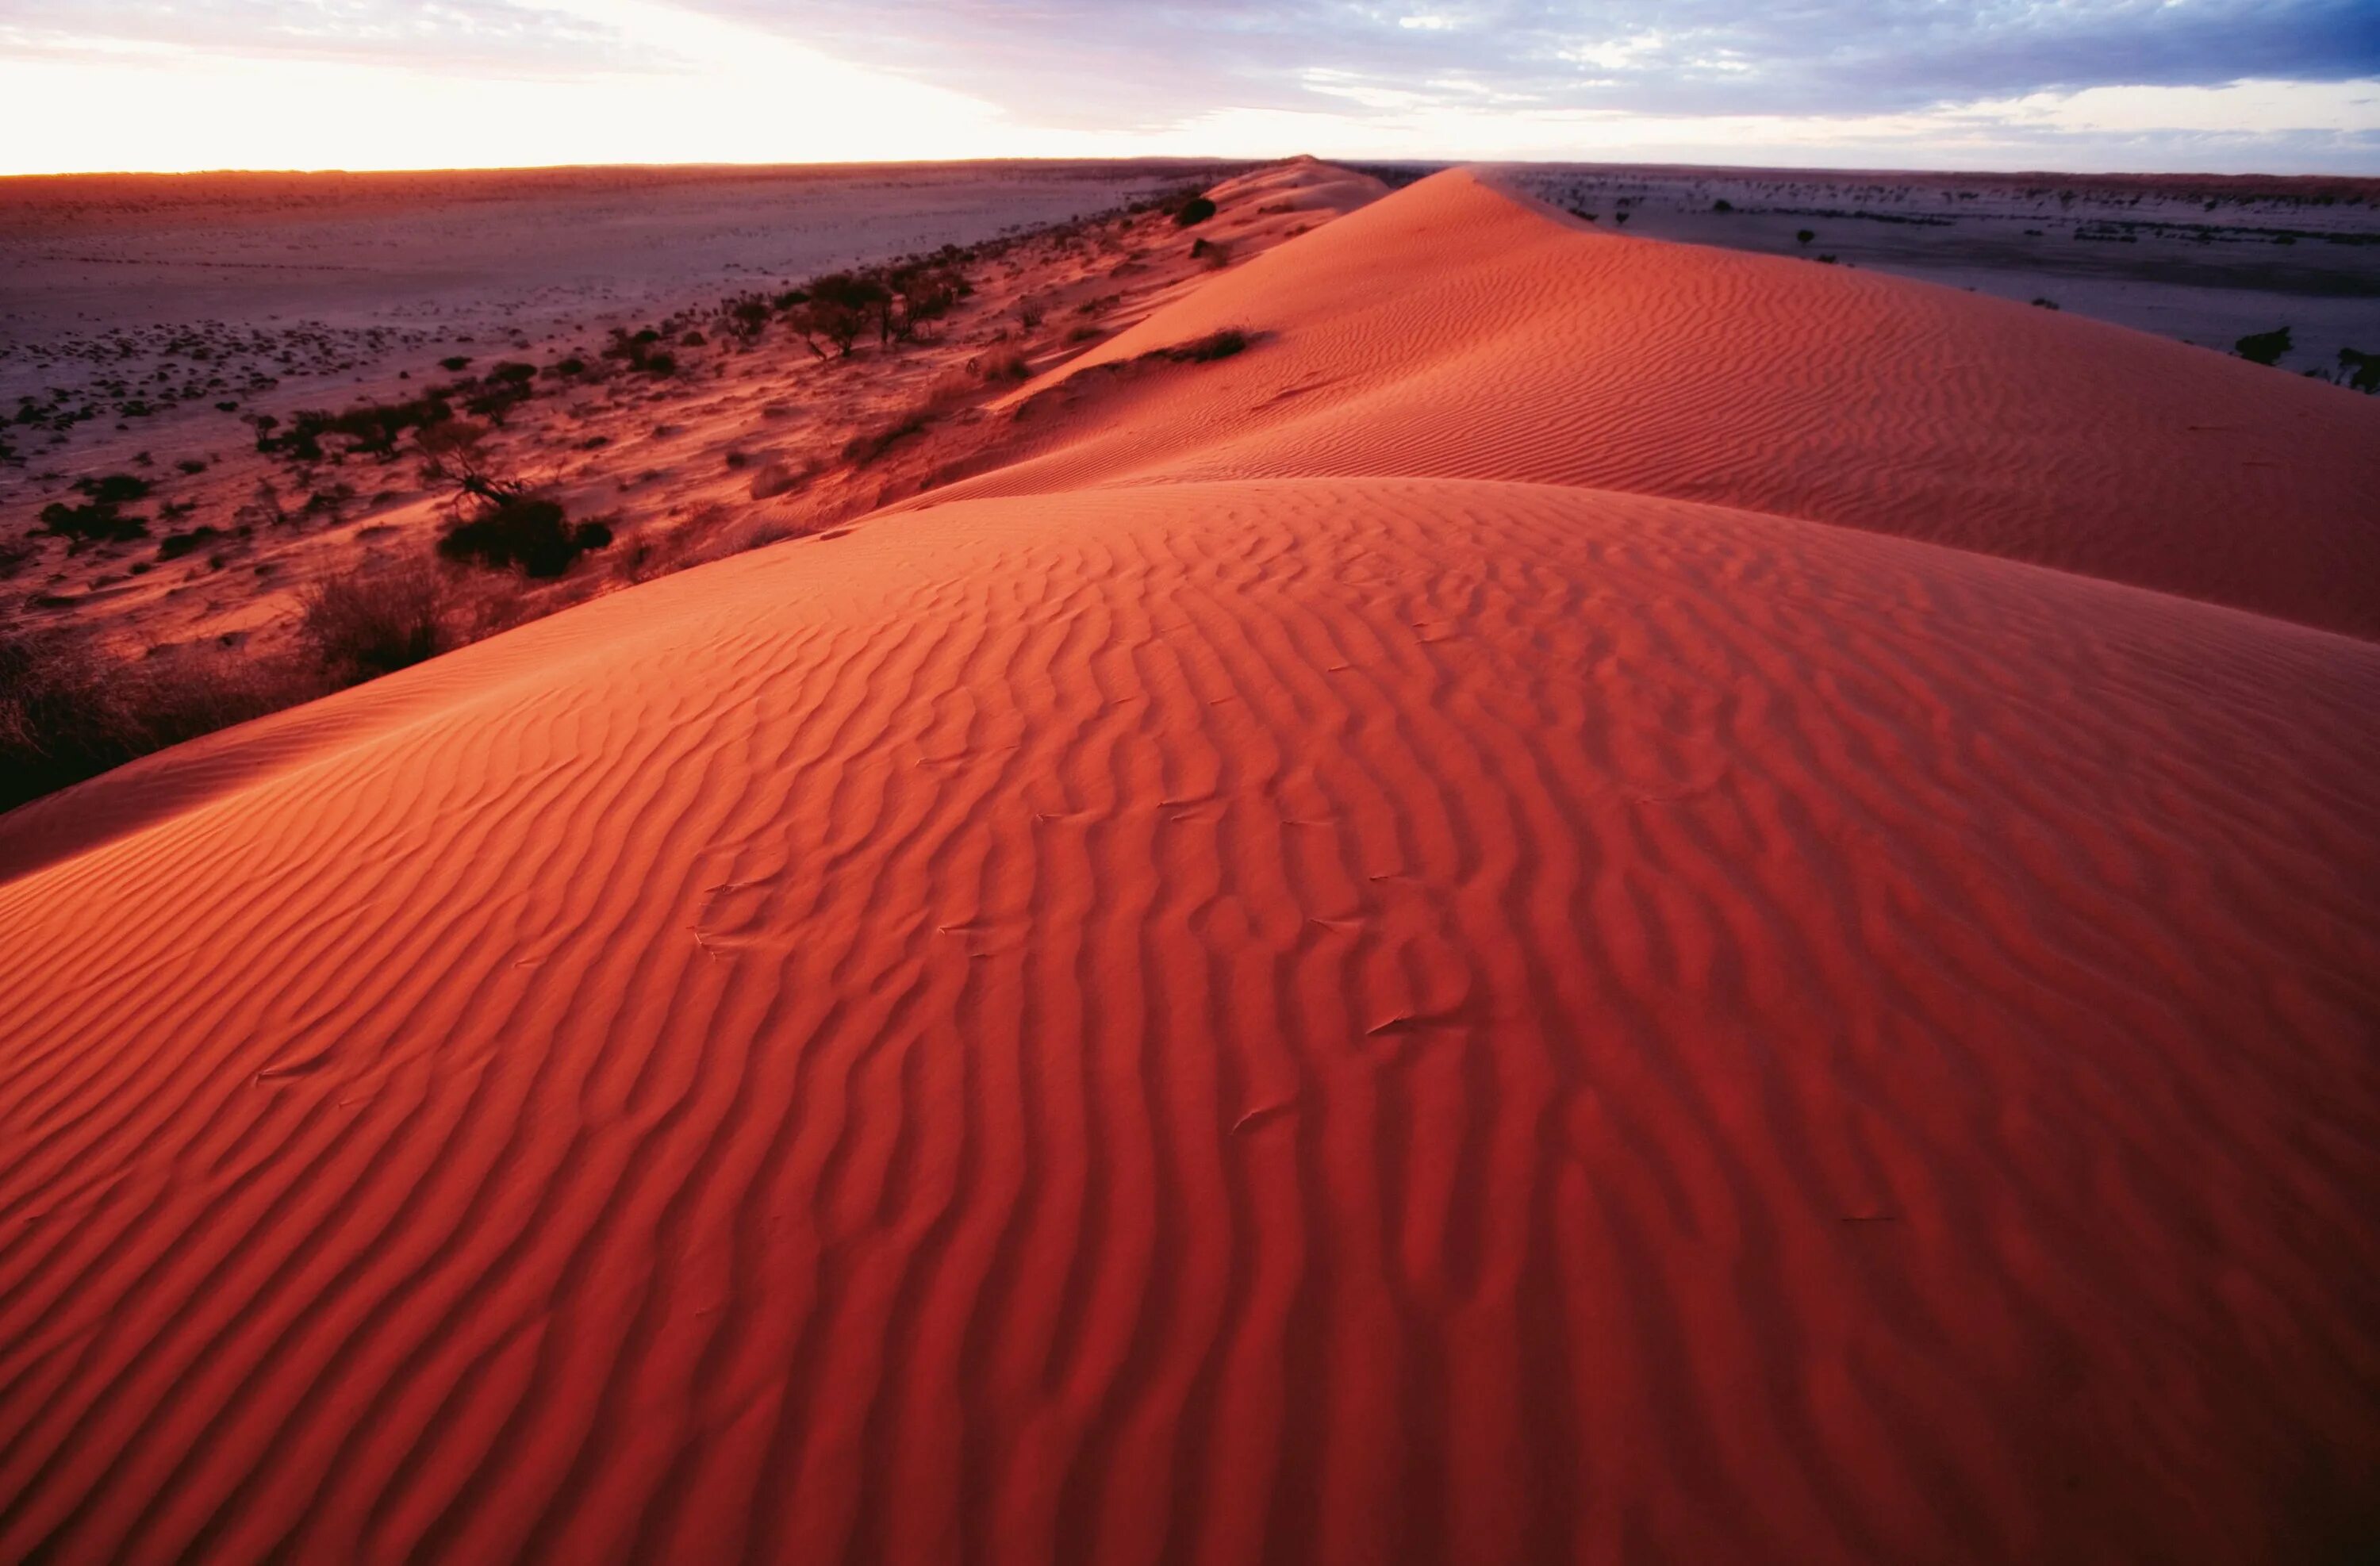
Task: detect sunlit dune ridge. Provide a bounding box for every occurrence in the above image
[2,163,2377,1564]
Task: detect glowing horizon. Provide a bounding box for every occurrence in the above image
[1,0,2374,177]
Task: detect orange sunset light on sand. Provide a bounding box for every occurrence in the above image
[2,2,2378,1563]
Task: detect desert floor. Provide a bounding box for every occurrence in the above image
[2,159,2377,1563]
[1491,163,2380,374]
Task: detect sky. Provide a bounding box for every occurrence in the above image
[1,1,2374,175]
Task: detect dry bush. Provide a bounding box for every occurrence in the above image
[0,624,144,808]
[298,556,454,679]
[748,461,810,501]
[979,348,1034,382]
[1,623,316,811]
[923,369,982,407]
[842,408,934,466]
[436,497,612,578]
[1150,327,1253,364]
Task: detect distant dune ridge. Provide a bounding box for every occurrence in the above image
[2,162,2378,1563]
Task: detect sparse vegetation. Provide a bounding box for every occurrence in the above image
[155,525,222,560]
[414,420,609,576]
[0,624,306,812]
[2234,326,2292,366]
[1175,196,1219,227]
[298,556,453,677]
[842,409,933,466]
[436,497,612,577]
[1150,328,1252,364]
[38,474,154,546]
[978,348,1033,383]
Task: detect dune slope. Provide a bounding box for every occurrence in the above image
[2,169,2378,1564]
[950,168,2380,639]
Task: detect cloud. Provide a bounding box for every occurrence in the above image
[677,0,2380,125]
[0,0,632,73]
[0,0,2370,171]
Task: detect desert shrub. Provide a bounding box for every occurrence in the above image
[886,265,966,340]
[979,348,1033,382]
[547,357,587,378]
[1796,228,1815,244]
[842,409,931,466]
[602,327,681,376]
[436,497,612,577]
[1150,328,1251,364]
[257,397,453,461]
[0,624,140,808]
[748,461,809,500]
[0,625,309,811]
[1712,198,1734,213]
[155,524,222,560]
[2031,297,2060,309]
[176,458,209,475]
[2340,347,2379,393]
[298,557,453,677]
[440,355,472,371]
[727,297,773,340]
[1175,196,1218,227]
[80,474,152,505]
[792,273,891,355]
[40,500,149,546]
[2235,326,2293,367]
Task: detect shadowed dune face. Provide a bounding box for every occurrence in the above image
[3,168,2380,1564]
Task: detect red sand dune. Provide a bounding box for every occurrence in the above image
[2,167,2378,1563]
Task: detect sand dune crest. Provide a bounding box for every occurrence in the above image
[3,167,2378,1564]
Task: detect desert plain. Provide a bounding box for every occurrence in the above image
[1,156,2378,1563]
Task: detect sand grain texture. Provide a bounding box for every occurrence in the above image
[3,168,2378,1564]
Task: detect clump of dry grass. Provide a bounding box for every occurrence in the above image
[297,555,455,679]
[747,460,811,501]
[842,409,934,467]
[1,622,322,811]
[977,348,1034,383]
[1150,327,1253,363]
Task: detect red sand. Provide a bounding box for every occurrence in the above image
[2,167,2378,1563]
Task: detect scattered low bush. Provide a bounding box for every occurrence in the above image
[298,556,453,677]
[38,474,154,545]
[1175,196,1218,227]
[841,409,931,466]
[1150,328,1251,364]
[155,524,222,561]
[748,461,809,500]
[979,348,1033,382]
[436,497,612,577]
[2235,326,2292,367]
[0,624,307,812]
